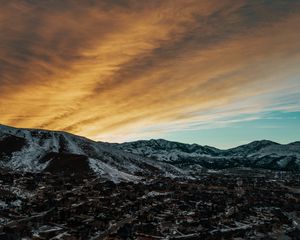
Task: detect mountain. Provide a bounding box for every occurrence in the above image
[0,125,187,182]
[117,139,300,171]
[1,125,300,182]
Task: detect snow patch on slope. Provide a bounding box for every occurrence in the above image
[89,158,139,183]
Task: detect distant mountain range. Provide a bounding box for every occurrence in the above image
[117,139,300,172]
[1,124,299,181]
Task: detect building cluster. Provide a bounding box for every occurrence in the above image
[0,168,300,239]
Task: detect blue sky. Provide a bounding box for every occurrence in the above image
[164,111,300,149]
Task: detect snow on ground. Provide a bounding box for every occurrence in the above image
[89,158,140,183]
[144,191,171,198]
[0,200,8,209]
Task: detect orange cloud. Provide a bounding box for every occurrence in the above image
[0,0,300,141]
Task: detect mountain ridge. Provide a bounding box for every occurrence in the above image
[1,124,300,179]
[118,138,299,151]
[1,124,298,149]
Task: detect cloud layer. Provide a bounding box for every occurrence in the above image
[1,0,300,141]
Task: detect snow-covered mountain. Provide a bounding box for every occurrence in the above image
[116,139,220,161]
[0,125,187,182]
[1,125,300,181]
[117,139,300,171]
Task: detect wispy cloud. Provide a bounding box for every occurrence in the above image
[0,0,300,141]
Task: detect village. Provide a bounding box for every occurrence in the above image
[0,168,300,240]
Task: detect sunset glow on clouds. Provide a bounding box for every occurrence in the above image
[0,0,300,147]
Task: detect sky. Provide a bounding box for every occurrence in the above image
[0,0,300,148]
